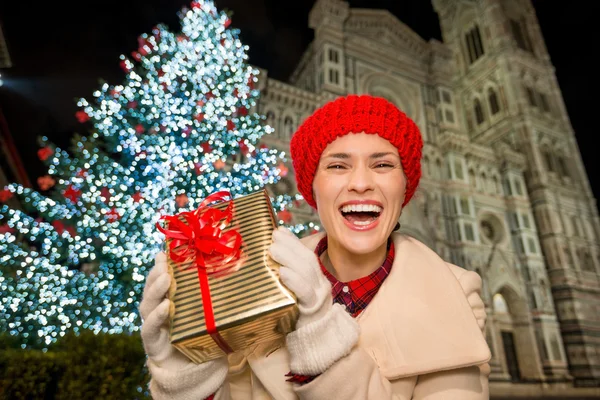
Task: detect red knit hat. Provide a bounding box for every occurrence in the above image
[290,94,423,209]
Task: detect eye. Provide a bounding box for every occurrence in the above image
[375,163,394,168]
[326,164,346,170]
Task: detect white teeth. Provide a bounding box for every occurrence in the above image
[352,220,373,226]
[340,204,383,213]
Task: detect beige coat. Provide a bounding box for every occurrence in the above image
[213,233,491,399]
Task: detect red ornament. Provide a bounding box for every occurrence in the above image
[75,110,90,123]
[176,34,187,42]
[238,140,249,156]
[100,187,111,203]
[201,142,212,153]
[227,120,236,131]
[248,76,255,90]
[277,210,293,224]
[205,91,215,100]
[76,169,88,178]
[196,99,205,107]
[224,18,232,28]
[132,192,143,203]
[66,225,76,237]
[63,186,82,204]
[106,208,120,223]
[110,88,121,97]
[191,1,201,9]
[52,220,66,235]
[131,51,142,61]
[0,189,13,203]
[0,224,14,234]
[220,38,226,47]
[259,144,268,150]
[152,26,161,40]
[37,175,56,191]
[236,106,248,117]
[194,162,204,175]
[135,124,145,134]
[119,60,131,72]
[213,159,226,170]
[127,101,138,109]
[37,147,54,161]
[233,88,239,97]
[277,163,289,177]
[176,193,189,208]
[195,113,205,122]
[158,69,165,78]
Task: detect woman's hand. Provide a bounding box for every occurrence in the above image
[140,252,230,399]
[269,227,360,376]
[269,226,332,329]
[139,252,194,370]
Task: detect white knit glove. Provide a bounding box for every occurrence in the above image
[140,252,229,399]
[269,227,360,376]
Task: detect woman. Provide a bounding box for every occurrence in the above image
[140,95,491,399]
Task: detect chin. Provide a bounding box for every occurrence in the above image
[339,230,389,255]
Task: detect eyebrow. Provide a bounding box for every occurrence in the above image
[326,152,399,159]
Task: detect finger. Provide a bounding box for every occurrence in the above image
[268,240,301,269]
[145,252,168,289]
[141,298,171,354]
[279,266,315,304]
[269,239,320,285]
[276,226,297,238]
[272,229,315,266]
[140,272,171,321]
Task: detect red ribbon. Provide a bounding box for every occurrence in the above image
[156,191,243,354]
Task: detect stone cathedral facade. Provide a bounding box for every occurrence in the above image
[252,0,600,393]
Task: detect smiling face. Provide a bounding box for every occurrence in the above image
[312,132,407,256]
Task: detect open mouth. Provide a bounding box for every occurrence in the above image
[339,204,383,226]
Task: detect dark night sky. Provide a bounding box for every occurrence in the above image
[0,0,598,206]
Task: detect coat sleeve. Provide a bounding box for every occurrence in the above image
[293,268,490,400]
[147,360,230,400]
[411,268,490,399]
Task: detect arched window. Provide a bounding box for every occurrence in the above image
[474,99,485,125]
[435,159,443,180]
[542,149,555,173]
[493,293,509,314]
[266,111,275,130]
[469,169,477,189]
[283,116,294,139]
[488,88,500,115]
[423,156,431,178]
[464,25,485,64]
[493,176,502,195]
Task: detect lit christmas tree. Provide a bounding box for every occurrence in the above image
[0,0,313,348]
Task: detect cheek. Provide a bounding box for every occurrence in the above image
[313,174,340,203]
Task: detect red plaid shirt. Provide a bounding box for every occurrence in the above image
[205,236,395,398]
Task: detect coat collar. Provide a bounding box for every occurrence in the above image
[299,232,491,379]
[245,232,491,398]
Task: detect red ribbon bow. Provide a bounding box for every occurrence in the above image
[156,191,243,354]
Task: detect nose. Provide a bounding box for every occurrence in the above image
[347,163,375,194]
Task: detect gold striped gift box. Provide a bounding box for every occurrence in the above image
[167,189,298,364]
